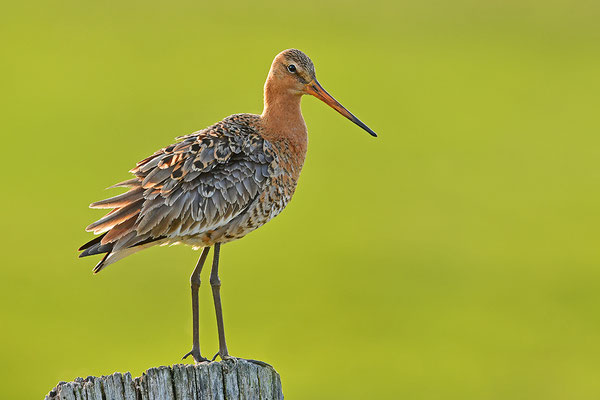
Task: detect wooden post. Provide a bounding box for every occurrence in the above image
[45,359,283,400]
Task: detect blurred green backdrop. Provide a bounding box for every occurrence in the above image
[2,0,599,398]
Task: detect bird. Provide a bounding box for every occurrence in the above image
[79,48,377,363]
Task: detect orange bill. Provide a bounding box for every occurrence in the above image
[305,79,377,137]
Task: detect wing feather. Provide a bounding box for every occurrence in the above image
[80,114,276,270]
[90,187,144,209]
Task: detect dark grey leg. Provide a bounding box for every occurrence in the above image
[210,243,232,360]
[182,247,211,363]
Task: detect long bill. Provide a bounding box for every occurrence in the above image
[305,79,377,137]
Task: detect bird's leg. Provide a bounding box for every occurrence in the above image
[182,247,211,363]
[210,243,233,360]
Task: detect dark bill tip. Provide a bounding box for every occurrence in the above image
[306,80,378,138]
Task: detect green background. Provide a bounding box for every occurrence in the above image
[2,0,599,398]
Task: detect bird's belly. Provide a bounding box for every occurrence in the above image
[177,174,298,248]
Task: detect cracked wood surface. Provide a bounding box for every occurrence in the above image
[45,360,283,400]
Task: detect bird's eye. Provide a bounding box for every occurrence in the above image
[287,64,297,73]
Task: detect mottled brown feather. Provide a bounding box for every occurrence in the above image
[85,199,144,234]
[90,187,144,209]
[81,114,290,259]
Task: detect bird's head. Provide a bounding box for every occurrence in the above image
[266,49,377,137]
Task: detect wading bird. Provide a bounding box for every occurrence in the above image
[79,49,377,363]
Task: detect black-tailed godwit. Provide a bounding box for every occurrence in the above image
[79,49,377,362]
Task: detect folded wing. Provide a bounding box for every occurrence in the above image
[79,115,276,272]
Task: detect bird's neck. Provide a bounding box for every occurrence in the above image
[260,84,308,155]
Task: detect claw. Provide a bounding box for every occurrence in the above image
[182,349,209,363]
[211,352,237,362]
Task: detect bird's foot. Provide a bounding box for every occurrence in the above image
[182,348,210,364]
[211,352,237,362]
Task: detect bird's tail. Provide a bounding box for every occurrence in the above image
[79,237,163,273]
[79,179,154,273]
[91,247,142,273]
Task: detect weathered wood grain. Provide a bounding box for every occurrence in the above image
[45,360,283,400]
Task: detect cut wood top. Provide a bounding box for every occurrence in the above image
[45,359,283,400]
